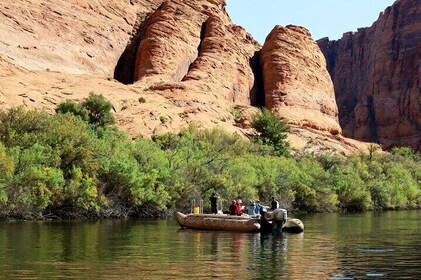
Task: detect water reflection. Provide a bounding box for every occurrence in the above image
[0,211,420,279]
[250,234,289,279]
[176,229,312,279]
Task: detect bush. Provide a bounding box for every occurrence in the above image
[0,143,13,205]
[251,108,289,156]
[0,107,50,149]
[63,167,98,211]
[159,116,167,124]
[55,100,89,122]
[0,104,420,218]
[231,105,242,122]
[81,93,115,127]
[56,93,115,128]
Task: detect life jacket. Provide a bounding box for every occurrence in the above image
[236,203,242,215]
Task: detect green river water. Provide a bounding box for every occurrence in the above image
[0,210,420,279]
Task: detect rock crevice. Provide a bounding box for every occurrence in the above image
[249,51,265,107]
[181,19,209,81]
[114,11,155,84]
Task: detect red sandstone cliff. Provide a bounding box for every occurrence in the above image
[261,25,341,135]
[0,0,373,154]
[132,0,260,106]
[0,0,164,76]
[318,0,421,151]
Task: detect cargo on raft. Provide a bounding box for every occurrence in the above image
[175,209,304,234]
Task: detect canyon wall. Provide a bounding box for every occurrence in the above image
[0,0,371,154]
[0,0,165,76]
[318,0,421,151]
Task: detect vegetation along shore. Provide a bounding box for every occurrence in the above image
[0,94,420,220]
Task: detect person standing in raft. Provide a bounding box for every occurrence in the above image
[270,196,279,210]
[229,200,237,215]
[210,192,219,214]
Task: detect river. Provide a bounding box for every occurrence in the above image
[0,210,420,279]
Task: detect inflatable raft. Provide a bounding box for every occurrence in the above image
[175,212,304,233]
[175,212,261,232]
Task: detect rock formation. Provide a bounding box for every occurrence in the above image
[261,25,341,135]
[132,0,260,106]
[0,0,375,154]
[0,0,165,76]
[318,0,421,151]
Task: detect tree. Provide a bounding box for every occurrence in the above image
[0,143,13,204]
[0,107,50,149]
[81,93,115,127]
[55,93,115,128]
[251,108,289,156]
[55,100,89,122]
[367,144,379,161]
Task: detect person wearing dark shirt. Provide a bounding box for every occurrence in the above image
[210,192,218,214]
[229,200,237,215]
[270,196,279,210]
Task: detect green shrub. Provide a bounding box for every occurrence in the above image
[0,107,50,149]
[45,114,100,179]
[152,132,181,150]
[159,116,167,124]
[64,167,98,211]
[231,105,242,121]
[251,108,289,156]
[81,93,115,127]
[55,100,89,122]
[56,93,115,128]
[6,144,64,215]
[0,104,420,218]
[0,143,13,205]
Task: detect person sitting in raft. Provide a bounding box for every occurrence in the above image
[236,199,243,215]
[229,200,237,215]
[246,200,256,215]
[254,200,261,215]
[270,196,279,210]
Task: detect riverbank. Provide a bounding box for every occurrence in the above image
[0,105,420,220]
[3,204,421,222]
